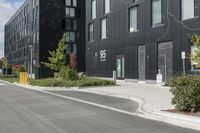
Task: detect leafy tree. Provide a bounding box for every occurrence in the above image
[42,33,67,72]
[69,53,77,70]
[191,34,200,63]
[0,58,3,69]
[2,57,8,75]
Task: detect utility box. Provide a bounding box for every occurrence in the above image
[19,72,28,85]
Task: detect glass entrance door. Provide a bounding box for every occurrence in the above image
[158,42,173,82]
[116,55,125,79]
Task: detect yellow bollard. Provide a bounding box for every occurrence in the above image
[19,72,28,85]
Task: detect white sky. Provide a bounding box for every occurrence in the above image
[0,0,24,58]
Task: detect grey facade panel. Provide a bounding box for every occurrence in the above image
[86,0,200,80]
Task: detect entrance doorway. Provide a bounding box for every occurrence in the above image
[116,55,125,79]
[158,42,173,82]
[138,45,146,81]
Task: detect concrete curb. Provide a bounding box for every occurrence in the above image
[0,79,13,84]
[2,81,200,131]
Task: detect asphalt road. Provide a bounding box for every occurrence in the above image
[0,81,199,133]
[48,91,139,113]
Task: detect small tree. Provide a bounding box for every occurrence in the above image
[69,53,77,70]
[191,34,200,63]
[0,59,3,70]
[42,33,67,72]
[2,57,8,75]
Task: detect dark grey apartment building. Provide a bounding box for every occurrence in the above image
[85,0,200,82]
[4,0,85,78]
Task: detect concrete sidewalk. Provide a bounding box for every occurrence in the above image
[84,81,174,113]
[79,80,200,131]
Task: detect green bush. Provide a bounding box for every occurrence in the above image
[0,74,18,83]
[60,66,79,81]
[29,77,115,87]
[167,75,200,112]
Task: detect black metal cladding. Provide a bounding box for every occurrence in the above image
[4,0,86,78]
[85,0,200,81]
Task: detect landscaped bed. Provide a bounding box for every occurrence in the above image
[29,77,115,88]
[0,75,18,83]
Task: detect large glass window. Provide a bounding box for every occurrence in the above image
[66,7,75,17]
[66,32,75,42]
[66,19,71,30]
[101,18,107,39]
[66,0,71,6]
[105,0,111,14]
[89,23,94,42]
[129,7,138,32]
[73,0,77,6]
[65,19,77,30]
[66,0,77,6]
[182,0,194,20]
[73,44,77,54]
[152,0,162,26]
[91,0,96,19]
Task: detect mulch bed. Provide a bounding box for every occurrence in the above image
[165,109,200,117]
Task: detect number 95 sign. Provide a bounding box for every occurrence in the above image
[100,50,106,62]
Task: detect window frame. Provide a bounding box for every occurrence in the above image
[100,17,108,40]
[104,0,111,14]
[151,0,162,27]
[129,6,138,33]
[181,0,195,20]
[88,22,94,42]
[91,0,97,19]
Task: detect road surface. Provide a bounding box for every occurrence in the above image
[0,81,199,133]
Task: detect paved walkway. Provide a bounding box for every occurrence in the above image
[84,81,174,113]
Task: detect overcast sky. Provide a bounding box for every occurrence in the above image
[0,0,24,58]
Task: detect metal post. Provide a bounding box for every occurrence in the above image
[113,71,116,84]
[29,45,34,78]
[164,53,167,82]
[30,48,33,78]
[183,59,186,74]
[181,51,186,74]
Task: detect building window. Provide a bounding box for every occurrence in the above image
[73,44,77,54]
[66,19,77,30]
[191,45,200,70]
[73,0,77,6]
[66,19,71,30]
[101,18,107,39]
[104,0,111,14]
[66,32,75,42]
[181,0,194,20]
[152,0,162,26]
[91,0,96,19]
[66,7,75,17]
[66,0,71,6]
[129,6,138,32]
[66,0,77,6]
[89,23,94,42]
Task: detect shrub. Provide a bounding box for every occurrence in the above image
[59,66,79,81]
[78,77,115,87]
[167,75,200,112]
[29,77,115,87]
[19,65,26,72]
